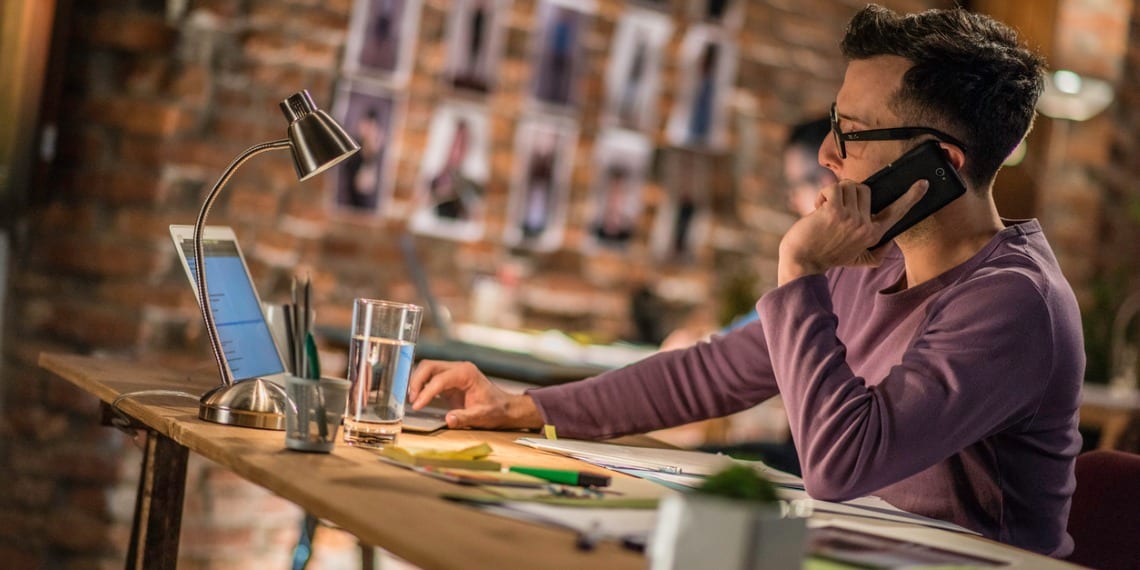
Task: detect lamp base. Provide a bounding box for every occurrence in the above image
[198,378,289,430]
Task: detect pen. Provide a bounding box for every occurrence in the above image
[507,466,611,487]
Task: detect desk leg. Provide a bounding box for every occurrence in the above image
[126,429,189,570]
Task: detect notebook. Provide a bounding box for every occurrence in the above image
[169,225,289,385]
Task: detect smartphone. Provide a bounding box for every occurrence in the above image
[863,140,967,249]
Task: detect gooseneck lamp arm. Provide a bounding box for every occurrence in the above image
[192,90,359,429]
[193,139,292,387]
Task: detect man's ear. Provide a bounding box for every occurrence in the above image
[939,142,966,172]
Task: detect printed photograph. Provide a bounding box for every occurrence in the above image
[328,81,401,217]
[651,148,711,264]
[583,129,653,252]
[503,116,579,251]
[603,9,673,132]
[409,103,491,241]
[690,0,745,29]
[444,0,511,92]
[666,25,737,150]
[343,0,423,86]
[528,0,596,107]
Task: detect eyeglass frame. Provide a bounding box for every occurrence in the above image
[830,102,967,159]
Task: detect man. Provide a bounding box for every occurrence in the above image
[409,5,1083,557]
[660,117,834,344]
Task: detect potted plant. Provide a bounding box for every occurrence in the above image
[647,465,809,570]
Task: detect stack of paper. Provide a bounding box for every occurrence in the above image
[514,438,977,536]
[515,437,805,487]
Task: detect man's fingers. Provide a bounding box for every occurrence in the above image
[409,361,462,409]
[854,183,872,223]
[446,407,481,429]
[875,179,928,227]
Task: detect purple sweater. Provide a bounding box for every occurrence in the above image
[530,220,1083,556]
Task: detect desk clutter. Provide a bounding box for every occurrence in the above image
[370,437,993,569]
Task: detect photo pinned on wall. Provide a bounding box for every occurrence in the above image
[650,148,712,264]
[409,103,491,242]
[583,129,653,253]
[689,0,745,29]
[528,0,597,108]
[666,25,737,150]
[444,0,511,93]
[343,0,423,86]
[630,0,670,11]
[328,81,402,217]
[503,116,578,252]
[603,8,673,132]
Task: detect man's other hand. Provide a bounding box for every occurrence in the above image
[408,360,544,430]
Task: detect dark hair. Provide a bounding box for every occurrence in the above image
[841,4,1046,188]
[786,117,831,153]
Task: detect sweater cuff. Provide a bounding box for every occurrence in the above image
[757,273,832,319]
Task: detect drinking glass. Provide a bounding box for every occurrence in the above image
[343,298,423,447]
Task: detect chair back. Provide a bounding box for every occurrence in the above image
[1066,449,1140,569]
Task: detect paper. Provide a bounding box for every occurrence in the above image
[476,501,658,540]
[515,437,805,487]
[779,488,979,535]
[807,521,1001,567]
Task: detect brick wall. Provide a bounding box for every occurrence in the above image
[1087,0,1140,383]
[15,0,1086,567]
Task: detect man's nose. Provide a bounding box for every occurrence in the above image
[817,137,841,175]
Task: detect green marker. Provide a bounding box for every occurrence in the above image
[507,466,611,487]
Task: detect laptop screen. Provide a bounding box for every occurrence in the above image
[180,238,285,381]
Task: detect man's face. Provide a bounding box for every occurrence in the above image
[819,55,913,183]
[784,147,835,217]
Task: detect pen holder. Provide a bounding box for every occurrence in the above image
[284,376,349,453]
[647,494,809,570]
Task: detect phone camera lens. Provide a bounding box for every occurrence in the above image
[935,168,945,177]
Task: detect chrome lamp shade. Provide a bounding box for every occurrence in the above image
[193,90,359,429]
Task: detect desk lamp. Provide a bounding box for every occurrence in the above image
[193,90,359,429]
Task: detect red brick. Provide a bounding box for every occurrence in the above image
[159,138,238,171]
[293,38,339,69]
[44,376,103,415]
[101,281,187,311]
[35,202,99,234]
[45,508,112,551]
[0,476,54,509]
[39,237,167,278]
[48,444,125,484]
[4,402,70,441]
[294,7,350,35]
[84,11,176,53]
[66,487,111,514]
[124,58,171,95]
[83,98,195,138]
[242,30,291,63]
[57,127,112,165]
[46,299,145,349]
[0,542,45,569]
[81,166,168,206]
[168,63,211,107]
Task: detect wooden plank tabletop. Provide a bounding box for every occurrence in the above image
[38,352,650,570]
[39,352,1084,570]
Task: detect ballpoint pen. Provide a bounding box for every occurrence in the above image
[507,466,612,487]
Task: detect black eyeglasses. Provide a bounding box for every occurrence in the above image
[830,102,967,159]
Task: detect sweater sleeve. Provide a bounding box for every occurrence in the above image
[527,317,780,439]
[757,272,1056,501]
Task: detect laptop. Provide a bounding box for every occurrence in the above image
[169,225,289,386]
[171,225,448,432]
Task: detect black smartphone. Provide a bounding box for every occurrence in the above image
[863,140,967,249]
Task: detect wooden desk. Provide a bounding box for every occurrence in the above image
[38,352,1080,570]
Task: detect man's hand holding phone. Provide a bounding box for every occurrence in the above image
[777,178,928,286]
